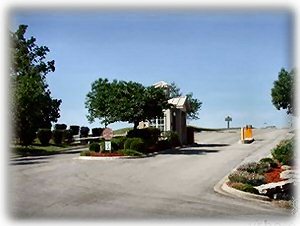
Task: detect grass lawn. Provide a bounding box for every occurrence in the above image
[11,144,88,157]
[113,127,132,135]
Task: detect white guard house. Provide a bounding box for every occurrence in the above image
[138,81,190,144]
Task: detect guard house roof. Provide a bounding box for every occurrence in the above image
[168,96,189,112]
[153,81,170,88]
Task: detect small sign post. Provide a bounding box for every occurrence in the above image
[225,116,232,129]
[102,128,113,153]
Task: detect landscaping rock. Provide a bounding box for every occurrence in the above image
[280,170,297,180]
[281,165,292,170]
[254,179,295,200]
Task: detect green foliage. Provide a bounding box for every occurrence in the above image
[169,82,202,120]
[124,138,134,150]
[11,24,61,146]
[272,139,294,165]
[237,162,271,174]
[37,128,52,146]
[85,78,169,128]
[64,129,73,144]
[54,124,67,130]
[91,127,104,137]
[271,68,294,115]
[69,125,80,135]
[129,138,145,152]
[111,137,127,150]
[259,157,278,168]
[80,150,92,156]
[157,140,172,151]
[127,128,160,146]
[53,129,65,145]
[230,182,259,194]
[119,149,143,157]
[80,126,90,137]
[163,131,181,147]
[89,142,100,152]
[228,171,265,186]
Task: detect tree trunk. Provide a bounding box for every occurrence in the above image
[133,121,139,130]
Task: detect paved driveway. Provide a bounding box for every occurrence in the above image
[9,128,293,220]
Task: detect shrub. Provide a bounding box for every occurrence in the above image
[163,131,181,147]
[237,162,271,174]
[80,126,90,137]
[272,139,294,165]
[69,125,80,135]
[124,138,135,150]
[80,150,92,156]
[52,129,65,145]
[89,142,100,152]
[111,137,127,150]
[92,127,104,137]
[230,182,259,194]
[130,138,145,152]
[119,149,143,157]
[228,171,265,186]
[64,129,74,144]
[37,128,52,146]
[127,128,161,145]
[259,157,278,168]
[157,139,171,151]
[54,124,67,130]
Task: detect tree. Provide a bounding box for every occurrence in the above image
[10,24,61,145]
[169,82,202,120]
[85,79,169,129]
[271,68,294,115]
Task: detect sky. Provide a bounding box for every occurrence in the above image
[10,9,293,130]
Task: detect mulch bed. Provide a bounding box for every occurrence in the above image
[90,152,125,157]
[264,166,284,184]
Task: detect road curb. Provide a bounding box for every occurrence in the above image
[213,174,271,203]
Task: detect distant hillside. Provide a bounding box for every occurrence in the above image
[113,127,132,135]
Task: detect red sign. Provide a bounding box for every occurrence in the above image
[102,128,113,140]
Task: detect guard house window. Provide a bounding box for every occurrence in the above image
[149,117,165,132]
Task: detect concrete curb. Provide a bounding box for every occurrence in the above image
[213,174,271,203]
[74,155,148,160]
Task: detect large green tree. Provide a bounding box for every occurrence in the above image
[169,82,202,120]
[85,79,169,129]
[10,24,61,145]
[271,68,294,115]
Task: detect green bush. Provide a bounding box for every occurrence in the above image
[237,162,271,174]
[228,171,265,186]
[92,127,104,137]
[119,149,143,157]
[157,139,171,151]
[80,126,90,137]
[124,138,134,150]
[130,138,145,152]
[64,129,73,144]
[163,131,181,147]
[54,124,67,130]
[259,157,278,168]
[127,128,160,145]
[111,137,127,150]
[53,129,65,145]
[230,182,259,194]
[69,125,80,135]
[37,128,52,146]
[89,142,100,152]
[80,150,92,156]
[272,139,294,165]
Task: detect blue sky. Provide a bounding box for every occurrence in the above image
[11,10,293,129]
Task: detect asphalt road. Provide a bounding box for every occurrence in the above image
[8,128,294,220]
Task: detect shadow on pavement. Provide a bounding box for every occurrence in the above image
[158,148,219,155]
[10,160,49,166]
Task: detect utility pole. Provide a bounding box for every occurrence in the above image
[225,116,232,129]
